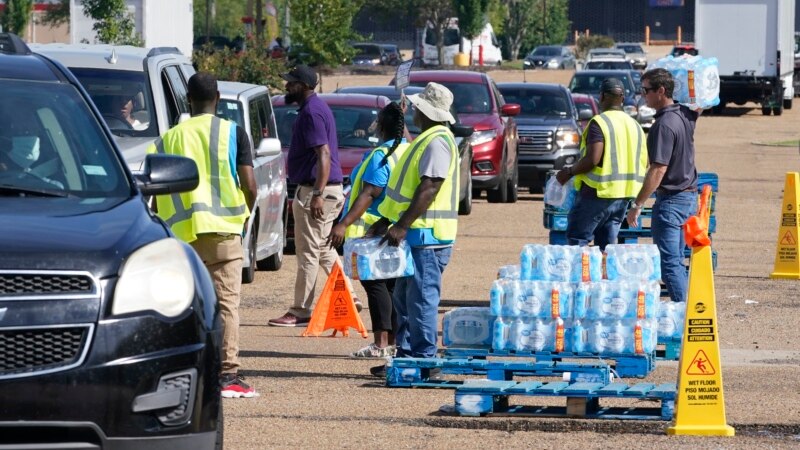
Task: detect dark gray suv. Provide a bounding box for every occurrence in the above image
[497,83,589,191]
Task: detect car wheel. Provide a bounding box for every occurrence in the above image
[761,107,772,116]
[242,222,257,284]
[486,157,508,204]
[505,162,518,204]
[773,104,783,116]
[215,399,224,450]
[783,98,793,110]
[458,174,473,215]
[257,237,283,271]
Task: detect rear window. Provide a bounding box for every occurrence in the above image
[410,81,491,114]
[499,88,570,117]
[617,44,643,54]
[569,74,634,97]
[425,28,460,47]
[532,47,560,57]
[274,105,380,149]
[585,61,633,71]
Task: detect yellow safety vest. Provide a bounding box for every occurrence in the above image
[378,125,459,242]
[574,110,647,199]
[146,114,249,243]
[344,141,410,240]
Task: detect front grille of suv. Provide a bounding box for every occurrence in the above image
[0,273,94,296]
[0,325,94,379]
[518,129,554,154]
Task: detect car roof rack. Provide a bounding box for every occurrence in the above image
[0,33,32,55]
[147,47,183,57]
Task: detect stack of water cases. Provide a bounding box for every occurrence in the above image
[647,55,720,110]
[445,244,681,356]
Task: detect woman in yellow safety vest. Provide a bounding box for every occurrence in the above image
[328,102,409,358]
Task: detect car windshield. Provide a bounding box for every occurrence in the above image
[672,47,698,57]
[585,60,633,70]
[569,74,634,97]
[0,80,129,197]
[274,105,380,148]
[217,99,245,129]
[411,81,491,114]
[617,45,643,54]
[499,88,570,117]
[68,68,157,138]
[354,45,381,56]
[532,47,560,57]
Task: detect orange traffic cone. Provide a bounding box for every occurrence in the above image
[302,261,368,338]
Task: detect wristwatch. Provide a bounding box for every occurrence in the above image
[630,202,643,210]
[312,188,323,197]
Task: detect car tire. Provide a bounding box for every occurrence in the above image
[257,239,283,271]
[242,221,257,284]
[486,158,508,204]
[783,98,793,110]
[215,400,224,450]
[773,104,783,116]
[761,107,771,116]
[505,162,518,203]
[458,175,473,215]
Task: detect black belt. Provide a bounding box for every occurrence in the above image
[299,182,342,187]
[656,187,697,195]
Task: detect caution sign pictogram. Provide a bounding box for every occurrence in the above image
[686,349,716,375]
[780,230,796,245]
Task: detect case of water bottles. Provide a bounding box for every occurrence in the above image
[647,55,720,110]
[605,244,661,282]
[543,176,577,212]
[520,244,603,282]
[490,280,574,319]
[343,237,414,280]
[657,300,687,340]
[493,317,566,352]
[442,307,495,347]
[575,280,661,320]
[497,264,520,280]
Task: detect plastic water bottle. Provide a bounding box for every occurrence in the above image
[489,280,505,316]
[568,319,586,353]
[573,283,588,319]
[589,320,605,353]
[562,370,611,384]
[607,320,626,354]
[492,317,511,351]
[520,245,534,280]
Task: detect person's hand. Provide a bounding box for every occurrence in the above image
[555,168,572,185]
[626,207,640,228]
[353,129,366,137]
[366,217,390,238]
[310,195,324,220]
[328,222,346,249]
[379,224,407,247]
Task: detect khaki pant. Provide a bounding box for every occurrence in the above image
[191,234,243,374]
[290,184,355,317]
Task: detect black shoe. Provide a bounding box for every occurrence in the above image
[427,367,444,381]
[370,364,387,378]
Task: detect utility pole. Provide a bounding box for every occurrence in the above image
[205,0,211,38]
[542,0,547,43]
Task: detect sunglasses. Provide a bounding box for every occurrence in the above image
[640,86,658,95]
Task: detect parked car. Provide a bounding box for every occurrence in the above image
[670,44,698,57]
[583,58,635,71]
[614,42,648,70]
[29,43,196,170]
[586,48,627,61]
[193,35,244,53]
[568,69,641,120]
[497,83,584,191]
[400,70,521,203]
[571,92,600,131]
[216,81,288,283]
[523,45,576,70]
[381,44,403,66]
[351,43,387,66]
[0,33,221,448]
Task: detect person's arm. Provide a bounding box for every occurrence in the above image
[310,143,331,220]
[626,163,667,227]
[238,165,257,212]
[556,140,603,185]
[329,182,383,248]
[380,177,444,246]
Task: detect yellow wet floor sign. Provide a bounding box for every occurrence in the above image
[668,187,734,436]
[771,172,800,278]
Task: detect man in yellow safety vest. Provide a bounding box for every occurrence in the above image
[148,72,258,398]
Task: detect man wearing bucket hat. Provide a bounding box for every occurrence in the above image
[555,77,648,251]
[367,82,460,377]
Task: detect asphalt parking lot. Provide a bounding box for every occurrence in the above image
[226,60,800,448]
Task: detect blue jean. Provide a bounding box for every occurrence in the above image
[393,246,452,358]
[652,190,697,302]
[566,194,630,251]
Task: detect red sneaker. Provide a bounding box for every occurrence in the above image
[220,373,258,398]
[268,312,309,327]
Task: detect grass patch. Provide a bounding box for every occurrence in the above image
[751,139,800,147]
[503,59,525,70]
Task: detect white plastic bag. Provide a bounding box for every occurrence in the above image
[544,176,575,210]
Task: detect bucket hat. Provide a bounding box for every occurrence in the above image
[406,82,455,124]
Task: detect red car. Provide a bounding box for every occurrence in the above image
[401,70,521,203]
[570,93,600,132]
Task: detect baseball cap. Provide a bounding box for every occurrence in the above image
[281,64,318,89]
[601,77,625,95]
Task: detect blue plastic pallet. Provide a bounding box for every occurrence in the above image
[386,357,613,388]
[656,338,682,361]
[454,379,676,420]
[442,347,654,378]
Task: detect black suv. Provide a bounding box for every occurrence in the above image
[0,34,222,449]
[497,83,588,191]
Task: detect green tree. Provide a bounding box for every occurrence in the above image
[287,0,364,68]
[193,0,247,39]
[454,0,485,54]
[522,0,569,54]
[42,0,69,27]
[1,0,33,35]
[81,0,142,45]
[499,0,537,61]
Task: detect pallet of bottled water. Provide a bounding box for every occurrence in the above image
[343,237,414,280]
[520,244,603,282]
[647,55,720,109]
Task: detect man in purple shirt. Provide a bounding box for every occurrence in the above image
[269,65,350,327]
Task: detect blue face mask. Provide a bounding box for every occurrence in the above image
[10,136,40,170]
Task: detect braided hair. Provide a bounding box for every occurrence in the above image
[378,102,406,164]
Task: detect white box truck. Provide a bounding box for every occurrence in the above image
[695,0,795,115]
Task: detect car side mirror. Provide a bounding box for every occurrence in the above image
[451,123,474,138]
[501,103,521,117]
[135,154,199,196]
[256,137,282,157]
[578,109,594,120]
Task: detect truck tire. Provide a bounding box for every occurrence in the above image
[505,163,518,204]
[773,105,783,116]
[783,98,793,110]
[486,159,508,204]
[761,107,771,116]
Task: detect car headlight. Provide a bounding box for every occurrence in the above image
[556,129,580,148]
[470,129,498,146]
[523,60,531,66]
[371,58,380,64]
[623,105,638,116]
[113,238,196,317]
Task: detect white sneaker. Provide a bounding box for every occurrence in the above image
[350,343,393,358]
